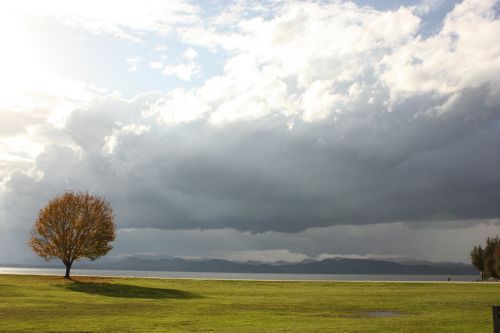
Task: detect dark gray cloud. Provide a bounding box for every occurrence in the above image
[3,86,499,234]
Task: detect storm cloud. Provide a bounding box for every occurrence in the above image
[3,85,500,233]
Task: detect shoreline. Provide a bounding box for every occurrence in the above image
[0,271,483,283]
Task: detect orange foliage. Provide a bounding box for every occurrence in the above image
[28,191,116,278]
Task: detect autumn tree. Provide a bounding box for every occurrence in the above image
[29,191,116,279]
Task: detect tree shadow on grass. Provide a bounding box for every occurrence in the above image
[64,281,202,299]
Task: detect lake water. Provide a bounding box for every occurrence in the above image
[0,267,479,282]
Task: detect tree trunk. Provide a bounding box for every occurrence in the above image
[64,261,72,279]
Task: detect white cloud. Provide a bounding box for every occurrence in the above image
[154,44,168,52]
[167,0,500,123]
[162,62,200,81]
[131,0,500,128]
[381,0,500,108]
[301,80,338,122]
[149,61,163,70]
[0,74,102,162]
[126,56,142,72]
[183,47,198,60]
[149,55,167,70]
[163,2,423,124]
[145,88,210,124]
[8,0,200,40]
[161,47,201,81]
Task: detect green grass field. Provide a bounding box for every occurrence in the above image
[0,274,498,332]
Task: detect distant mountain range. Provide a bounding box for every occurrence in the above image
[2,256,477,275]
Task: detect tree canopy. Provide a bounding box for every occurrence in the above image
[470,235,500,280]
[29,191,116,279]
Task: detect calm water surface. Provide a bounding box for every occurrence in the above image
[0,267,479,282]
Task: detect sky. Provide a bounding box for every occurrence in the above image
[0,0,499,264]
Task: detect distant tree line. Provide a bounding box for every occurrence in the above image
[470,235,500,280]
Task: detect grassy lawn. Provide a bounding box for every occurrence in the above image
[0,274,498,332]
